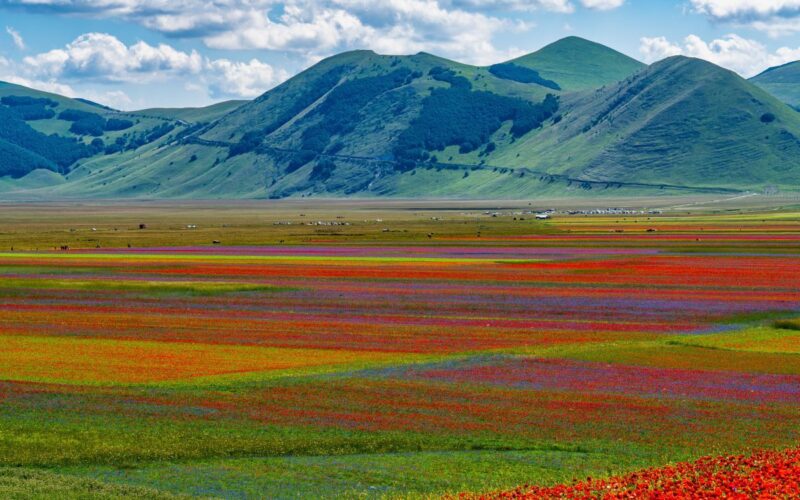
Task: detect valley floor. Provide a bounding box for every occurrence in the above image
[0,197,799,498]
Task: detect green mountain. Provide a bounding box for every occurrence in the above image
[508,36,646,92]
[492,56,800,190]
[0,81,235,180]
[2,38,800,199]
[751,61,800,109]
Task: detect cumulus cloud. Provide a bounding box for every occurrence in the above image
[205,58,290,98]
[17,32,288,99]
[639,33,800,77]
[691,0,800,36]
[5,26,24,49]
[0,0,623,65]
[580,0,624,10]
[23,33,203,82]
[448,0,574,12]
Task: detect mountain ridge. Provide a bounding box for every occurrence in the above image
[2,38,800,199]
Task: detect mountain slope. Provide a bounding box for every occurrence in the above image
[495,56,800,189]
[0,82,251,182]
[508,37,645,92]
[4,41,800,199]
[0,82,182,178]
[55,49,564,199]
[133,100,247,123]
[751,61,800,109]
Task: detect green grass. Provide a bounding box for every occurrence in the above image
[751,61,800,108]
[62,448,653,499]
[0,468,180,500]
[509,36,645,91]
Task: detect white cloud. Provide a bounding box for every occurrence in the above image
[23,33,203,82]
[197,0,524,65]
[639,34,800,77]
[449,0,574,12]
[0,0,598,65]
[691,0,800,19]
[205,58,291,98]
[5,26,25,50]
[17,33,288,100]
[691,0,800,36]
[580,0,624,10]
[639,36,684,62]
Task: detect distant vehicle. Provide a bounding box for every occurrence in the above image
[536,213,551,220]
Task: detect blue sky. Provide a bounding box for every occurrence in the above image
[1,0,800,110]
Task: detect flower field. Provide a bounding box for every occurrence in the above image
[473,446,800,499]
[0,201,799,497]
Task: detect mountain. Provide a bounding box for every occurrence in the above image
[38,49,571,199]
[751,61,800,109]
[508,37,646,92]
[491,56,800,190]
[0,81,237,180]
[2,38,800,199]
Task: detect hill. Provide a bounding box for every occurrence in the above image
[488,56,800,191]
[41,49,569,199]
[751,61,800,109]
[508,36,646,92]
[3,39,800,199]
[0,82,245,181]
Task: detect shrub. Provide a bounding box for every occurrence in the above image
[310,158,336,181]
[488,63,561,90]
[105,118,134,131]
[394,87,558,166]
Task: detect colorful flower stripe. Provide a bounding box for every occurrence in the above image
[472,446,800,499]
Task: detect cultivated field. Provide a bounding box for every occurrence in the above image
[1,197,800,498]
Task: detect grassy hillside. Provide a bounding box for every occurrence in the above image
[751,61,800,109]
[62,48,564,199]
[0,82,180,178]
[4,39,800,199]
[0,81,253,185]
[133,100,246,123]
[508,37,645,91]
[0,468,178,499]
[479,56,800,191]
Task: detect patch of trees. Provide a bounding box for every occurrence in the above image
[229,66,350,157]
[1,95,59,120]
[104,136,127,154]
[285,150,318,173]
[144,122,176,142]
[105,118,134,131]
[393,87,559,169]
[488,63,561,90]
[58,109,135,136]
[1,96,57,107]
[298,68,418,153]
[68,113,106,136]
[108,122,178,152]
[0,106,93,178]
[310,158,336,181]
[0,139,54,178]
[429,67,472,90]
[229,130,263,157]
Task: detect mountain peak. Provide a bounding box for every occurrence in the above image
[750,59,800,108]
[508,37,644,92]
[755,60,800,79]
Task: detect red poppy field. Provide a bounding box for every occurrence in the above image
[0,200,799,498]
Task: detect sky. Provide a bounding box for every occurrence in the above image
[2,0,800,110]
